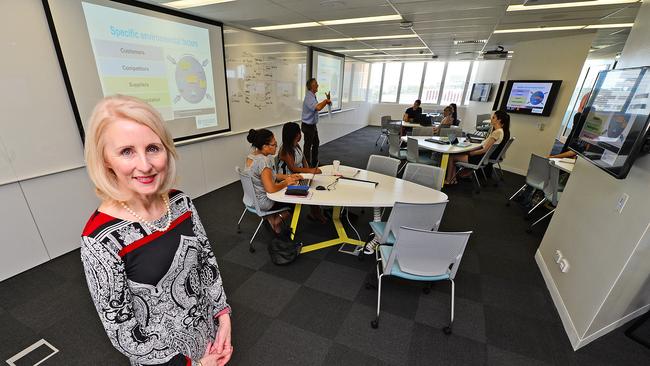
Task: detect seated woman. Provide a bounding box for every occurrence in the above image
[445,110,510,185]
[245,128,301,233]
[278,122,327,223]
[434,106,455,133]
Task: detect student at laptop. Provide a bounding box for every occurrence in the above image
[403,99,422,122]
[279,122,328,223]
[246,128,302,233]
[445,111,510,185]
[433,106,455,134]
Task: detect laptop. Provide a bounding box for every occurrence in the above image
[286,175,313,196]
[415,113,432,126]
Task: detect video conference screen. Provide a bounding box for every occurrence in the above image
[470,83,492,102]
[44,0,231,142]
[501,80,562,116]
[311,50,344,111]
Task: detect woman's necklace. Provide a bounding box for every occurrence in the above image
[120,194,172,232]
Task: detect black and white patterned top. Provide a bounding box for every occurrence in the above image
[80,190,229,366]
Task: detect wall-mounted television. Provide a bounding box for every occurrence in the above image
[500,80,562,116]
[569,66,650,179]
[469,83,492,102]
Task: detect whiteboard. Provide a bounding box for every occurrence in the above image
[224,27,307,133]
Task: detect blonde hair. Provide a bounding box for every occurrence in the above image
[84,95,178,202]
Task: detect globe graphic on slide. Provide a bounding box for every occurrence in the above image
[175,55,207,104]
[529,91,545,105]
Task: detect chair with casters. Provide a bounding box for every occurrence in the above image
[527,160,563,232]
[406,137,435,166]
[403,162,444,191]
[371,227,472,334]
[507,154,551,217]
[452,144,498,193]
[366,154,401,177]
[487,137,515,184]
[236,167,292,253]
[376,115,394,151]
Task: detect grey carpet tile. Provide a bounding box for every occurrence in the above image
[230,271,300,318]
[335,303,414,366]
[407,322,488,366]
[40,250,85,282]
[222,239,271,270]
[429,270,483,303]
[259,255,321,284]
[322,343,391,366]
[354,275,424,321]
[480,274,556,322]
[278,286,353,339]
[217,259,256,295]
[415,291,487,344]
[487,345,554,366]
[227,300,274,366]
[238,319,332,366]
[0,313,41,362]
[304,261,367,301]
[0,266,68,310]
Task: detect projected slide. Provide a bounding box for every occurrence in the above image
[506,82,553,114]
[313,51,344,111]
[82,2,218,128]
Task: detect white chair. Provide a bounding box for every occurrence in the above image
[403,163,444,191]
[406,137,434,166]
[369,201,448,247]
[376,115,393,151]
[487,137,515,183]
[236,167,291,253]
[527,160,563,232]
[453,144,498,193]
[507,154,551,216]
[371,227,472,334]
[366,155,400,177]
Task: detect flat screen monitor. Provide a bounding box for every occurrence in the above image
[569,67,650,179]
[500,80,562,116]
[469,83,492,102]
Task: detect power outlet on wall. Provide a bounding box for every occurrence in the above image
[537,122,545,131]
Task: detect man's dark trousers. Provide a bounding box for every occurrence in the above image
[301,123,319,167]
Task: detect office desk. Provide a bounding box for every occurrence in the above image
[550,158,575,173]
[401,136,481,186]
[267,165,448,253]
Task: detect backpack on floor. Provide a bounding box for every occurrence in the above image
[268,222,302,265]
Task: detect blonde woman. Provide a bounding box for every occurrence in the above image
[81,95,232,366]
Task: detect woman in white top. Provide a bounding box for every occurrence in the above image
[278,122,328,223]
[445,110,510,185]
[246,128,302,233]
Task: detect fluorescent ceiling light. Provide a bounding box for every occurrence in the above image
[301,34,418,43]
[251,15,402,31]
[225,41,286,47]
[251,22,320,31]
[507,0,639,12]
[164,0,235,9]
[453,40,487,45]
[359,53,432,58]
[320,15,402,25]
[585,23,634,29]
[253,51,306,55]
[334,46,428,52]
[493,25,586,33]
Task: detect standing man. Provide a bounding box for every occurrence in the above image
[302,78,331,167]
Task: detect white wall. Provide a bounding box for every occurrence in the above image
[500,33,594,175]
[0,0,369,281]
[536,0,650,349]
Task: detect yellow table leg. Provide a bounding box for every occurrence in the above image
[289,204,301,240]
[440,153,449,187]
[299,206,365,254]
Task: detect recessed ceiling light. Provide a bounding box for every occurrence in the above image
[225,41,287,47]
[359,53,432,57]
[164,0,235,9]
[251,14,401,31]
[493,25,586,33]
[585,23,634,29]
[300,34,418,43]
[453,40,487,45]
[507,0,639,12]
[333,46,428,52]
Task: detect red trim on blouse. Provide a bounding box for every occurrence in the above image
[82,211,118,237]
[185,355,192,366]
[118,211,192,257]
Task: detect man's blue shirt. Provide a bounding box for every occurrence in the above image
[301,90,318,125]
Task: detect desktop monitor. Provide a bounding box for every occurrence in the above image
[569,66,650,179]
[469,83,492,102]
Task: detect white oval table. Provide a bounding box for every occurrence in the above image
[267,165,448,253]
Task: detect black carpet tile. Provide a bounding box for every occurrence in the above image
[0,126,649,365]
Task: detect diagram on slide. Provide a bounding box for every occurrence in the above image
[167,54,213,104]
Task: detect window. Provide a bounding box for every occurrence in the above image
[368,63,383,103]
[463,61,479,105]
[398,62,424,104]
[421,62,445,104]
[342,62,352,103]
[441,61,471,105]
[351,63,370,101]
[380,62,402,103]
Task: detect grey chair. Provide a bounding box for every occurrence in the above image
[406,137,434,166]
[453,144,498,193]
[527,160,563,232]
[367,155,400,177]
[236,167,291,253]
[376,115,393,150]
[507,154,551,215]
[487,137,515,183]
[369,201,448,245]
[403,163,444,191]
[388,132,408,174]
[371,227,472,334]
